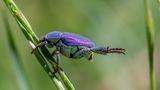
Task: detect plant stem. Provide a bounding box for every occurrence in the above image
[3,0,75,89]
[29,41,65,90]
[144,0,155,90]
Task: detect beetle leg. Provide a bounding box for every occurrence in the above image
[55,50,60,65]
[48,59,63,75]
[51,47,60,64]
[71,48,92,59]
[31,41,47,54]
[90,47,125,55]
[52,47,61,73]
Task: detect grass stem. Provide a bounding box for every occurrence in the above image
[3,0,75,89]
[144,0,156,90]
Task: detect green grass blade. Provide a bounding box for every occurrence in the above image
[29,41,65,90]
[3,11,31,90]
[58,71,75,90]
[144,0,156,90]
[3,0,75,89]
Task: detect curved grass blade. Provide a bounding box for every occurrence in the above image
[3,0,75,89]
[144,0,156,90]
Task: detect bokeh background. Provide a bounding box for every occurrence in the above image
[0,0,160,90]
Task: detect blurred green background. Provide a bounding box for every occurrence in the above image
[0,0,160,90]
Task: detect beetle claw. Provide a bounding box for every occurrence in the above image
[31,45,39,54]
[108,47,126,55]
[52,65,63,74]
[31,41,48,54]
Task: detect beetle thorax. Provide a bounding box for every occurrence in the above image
[45,31,62,43]
[43,34,60,47]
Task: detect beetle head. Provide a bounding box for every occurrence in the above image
[38,35,53,48]
[39,31,62,48]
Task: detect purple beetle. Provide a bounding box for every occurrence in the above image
[32,31,125,63]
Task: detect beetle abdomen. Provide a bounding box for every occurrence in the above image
[60,43,82,59]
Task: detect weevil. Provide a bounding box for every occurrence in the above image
[31,31,125,64]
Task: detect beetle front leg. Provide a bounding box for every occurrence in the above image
[31,41,48,54]
[90,47,125,55]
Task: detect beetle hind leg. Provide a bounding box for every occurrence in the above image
[71,48,93,61]
[91,47,125,55]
